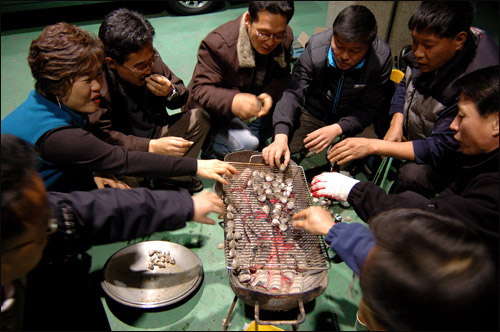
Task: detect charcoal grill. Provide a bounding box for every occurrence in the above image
[215,151,330,328]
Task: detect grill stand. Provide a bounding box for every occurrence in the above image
[221,296,303,331]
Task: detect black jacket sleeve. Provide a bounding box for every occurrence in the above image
[39,126,197,178]
[47,187,194,254]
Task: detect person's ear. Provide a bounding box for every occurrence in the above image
[491,112,499,136]
[244,11,251,28]
[454,31,468,51]
[105,57,118,70]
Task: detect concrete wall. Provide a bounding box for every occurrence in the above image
[325,1,421,68]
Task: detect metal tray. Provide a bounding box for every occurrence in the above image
[101,241,203,309]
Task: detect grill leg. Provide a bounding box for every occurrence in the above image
[223,294,239,331]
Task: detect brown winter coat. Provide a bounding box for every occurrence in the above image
[184,13,293,120]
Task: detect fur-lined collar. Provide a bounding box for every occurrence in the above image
[236,13,287,69]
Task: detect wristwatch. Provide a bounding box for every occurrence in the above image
[166,86,177,101]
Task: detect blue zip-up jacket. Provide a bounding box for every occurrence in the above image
[326,222,376,275]
[273,29,392,137]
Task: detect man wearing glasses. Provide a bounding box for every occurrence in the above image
[263,5,392,170]
[91,8,210,193]
[184,1,295,159]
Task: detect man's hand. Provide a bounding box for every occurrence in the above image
[384,112,404,142]
[262,134,290,169]
[231,93,264,120]
[257,93,273,117]
[145,74,174,97]
[93,172,131,189]
[149,136,193,156]
[292,206,335,236]
[327,137,376,165]
[196,160,239,185]
[191,190,225,225]
[310,172,359,201]
[304,124,342,155]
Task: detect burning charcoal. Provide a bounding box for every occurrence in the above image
[262,205,270,216]
[289,274,303,293]
[271,218,280,226]
[252,182,260,191]
[266,194,275,201]
[247,179,254,187]
[286,198,296,210]
[280,217,289,224]
[264,188,273,195]
[256,187,265,196]
[279,223,288,232]
[284,185,293,192]
[262,181,271,189]
[283,190,291,198]
[257,194,266,202]
[251,271,269,290]
[275,203,283,210]
[271,180,280,188]
[252,170,259,178]
[238,273,252,283]
[285,178,293,186]
[258,171,266,179]
[270,272,282,293]
[282,271,296,293]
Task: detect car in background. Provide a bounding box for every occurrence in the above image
[1,1,224,15]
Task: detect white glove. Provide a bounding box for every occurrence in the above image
[310,172,360,201]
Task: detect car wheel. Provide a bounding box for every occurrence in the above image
[167,1,220,15]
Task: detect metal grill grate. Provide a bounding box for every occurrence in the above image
[222,163,330,271]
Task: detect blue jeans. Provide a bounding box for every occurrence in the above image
[206,117,260,159]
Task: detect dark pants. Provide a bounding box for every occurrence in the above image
[389,161,458,198]
[155,107,211,160]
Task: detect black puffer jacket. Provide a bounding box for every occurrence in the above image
[273,29,392,137]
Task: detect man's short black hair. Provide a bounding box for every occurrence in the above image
[361,208,498,330]
[332,5,377,45]
[453,65,499,117]
[99,8,155,64]
[248,1,294,24]
[1,134,40,251]
[408,1,475,39]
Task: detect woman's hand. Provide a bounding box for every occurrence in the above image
[93,172,131,189]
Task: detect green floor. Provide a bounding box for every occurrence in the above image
[1,1,498,331]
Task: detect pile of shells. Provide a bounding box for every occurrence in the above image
[147,249,175,270]
[247,170,297,233]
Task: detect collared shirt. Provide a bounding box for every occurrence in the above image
[328,46,365,69]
